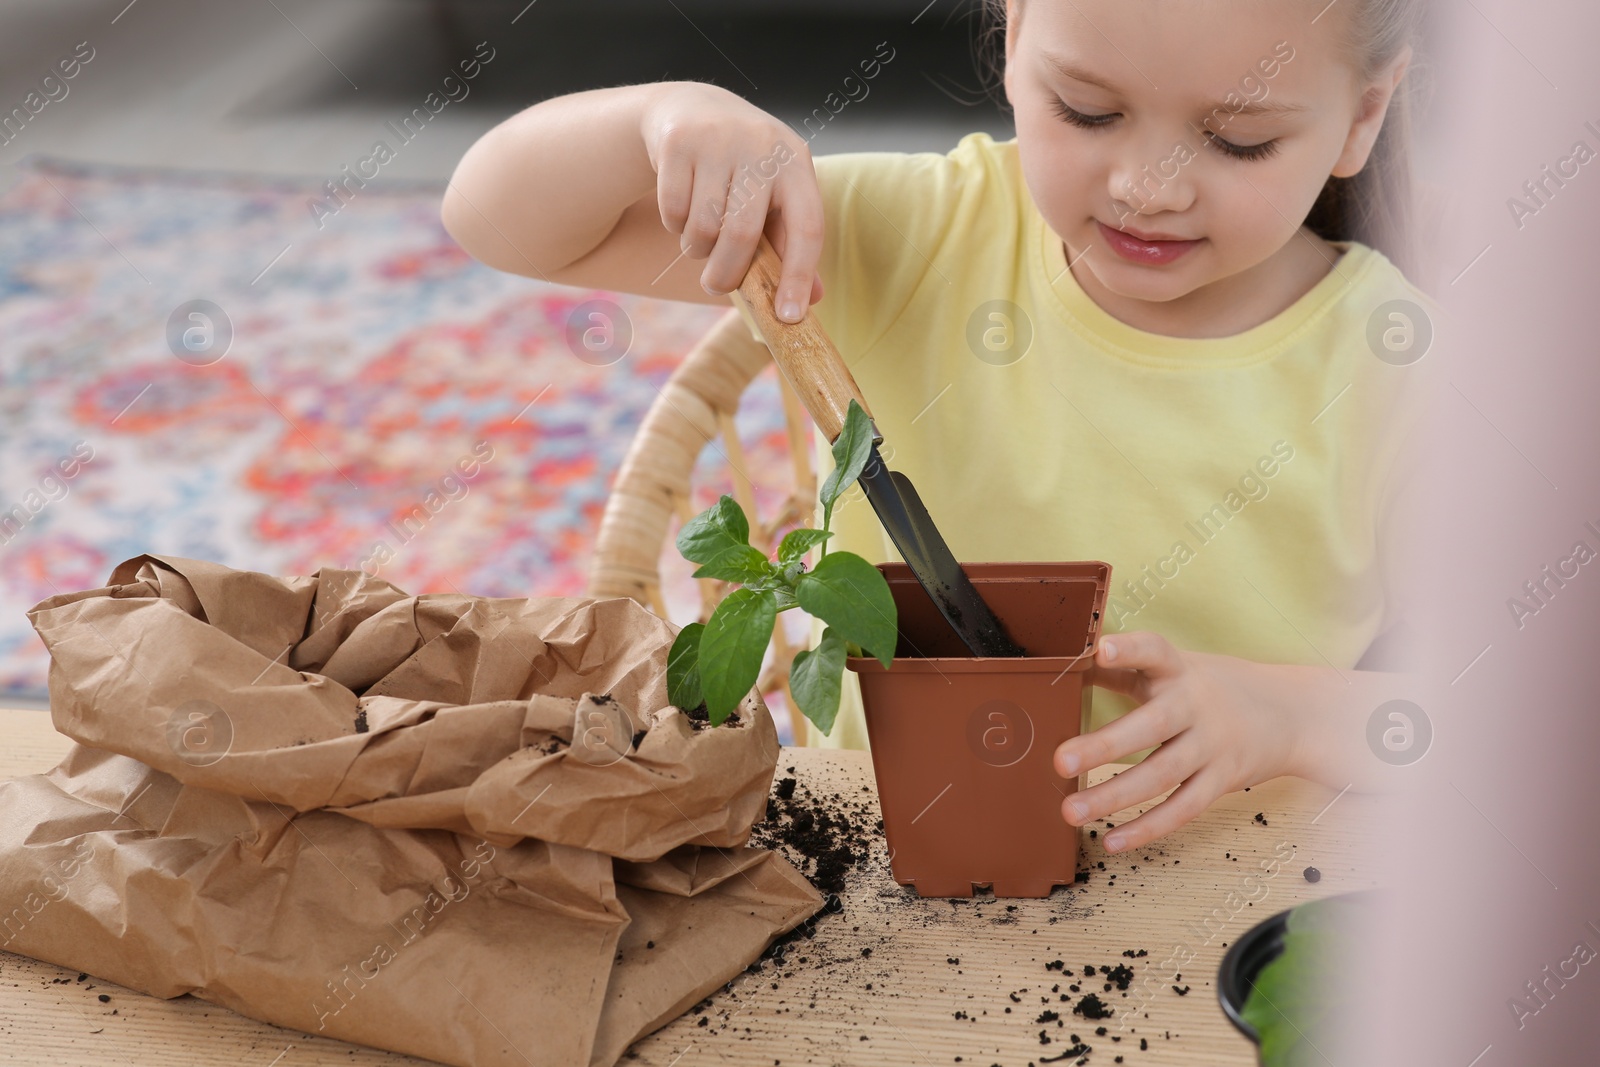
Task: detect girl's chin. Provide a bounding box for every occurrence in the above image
[1081,258,1210,306]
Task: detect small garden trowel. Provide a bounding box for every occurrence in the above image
[733,236,1027,659]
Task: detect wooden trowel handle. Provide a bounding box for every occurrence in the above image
[732,235,876,444]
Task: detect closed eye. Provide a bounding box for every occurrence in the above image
[1052,97,1119,130]
[1204,132,1280,162]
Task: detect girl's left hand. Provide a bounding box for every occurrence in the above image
[1053,631,1306,855]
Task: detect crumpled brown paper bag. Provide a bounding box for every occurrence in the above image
[1,555,821,1067]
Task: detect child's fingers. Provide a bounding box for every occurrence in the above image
[1097,631,1183,676]
[699,171,774,295]
[771,220,832,308]
[1053,696,1189,777]
[1098,769,1224,854]
[1086,663,1151,701]
[1060,740,1190,827]
[680,163,733,265]
[655,150,695,240]
[769,172,825,323]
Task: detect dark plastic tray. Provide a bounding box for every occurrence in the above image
[1216,905,1292,1046]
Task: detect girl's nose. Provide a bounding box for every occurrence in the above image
[1107,144,1197,219]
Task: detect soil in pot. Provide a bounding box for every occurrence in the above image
[845,561,1111,899]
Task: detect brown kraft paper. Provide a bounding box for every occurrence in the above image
[1,554,821,1067]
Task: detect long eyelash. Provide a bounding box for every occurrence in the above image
[1052,97,1118,130]
[1204,133,1280,162]
[1052,94,1278,162]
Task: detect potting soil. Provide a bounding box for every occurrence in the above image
[669,771,1223,1066]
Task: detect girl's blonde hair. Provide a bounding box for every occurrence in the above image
[976,0,1427,282]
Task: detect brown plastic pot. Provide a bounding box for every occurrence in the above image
[845,561,1112,898]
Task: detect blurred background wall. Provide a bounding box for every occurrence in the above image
[0,0,1014,182]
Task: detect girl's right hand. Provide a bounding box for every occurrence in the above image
[642,83,825,323]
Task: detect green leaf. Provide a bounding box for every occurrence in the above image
[676,495,750,566]
[1241,896,1370,1067]
[699,588,777,725]
[818,400,873,512]
[777,527,832,563]
[691,544,775,584]
[789,626,847,736]
[795,551,897,669]
[666,622,705,712]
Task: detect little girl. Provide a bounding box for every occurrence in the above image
[443,0,1430,855]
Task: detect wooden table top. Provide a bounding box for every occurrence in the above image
[0,707,1376,1066]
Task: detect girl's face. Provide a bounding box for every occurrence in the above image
[1005,0,1406,307]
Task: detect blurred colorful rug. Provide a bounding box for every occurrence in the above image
[0,157,799,735]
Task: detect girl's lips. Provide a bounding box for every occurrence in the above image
[1096,220,1202,265]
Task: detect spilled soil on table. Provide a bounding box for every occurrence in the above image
[627,767,1212,1066]
[749,770,874,896]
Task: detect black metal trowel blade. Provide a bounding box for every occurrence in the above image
[857,448,1027,658]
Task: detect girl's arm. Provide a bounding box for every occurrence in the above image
[1055,632,1414,853]
[442,81,824,321]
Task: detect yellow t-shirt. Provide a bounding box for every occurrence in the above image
[779,131,1427,750]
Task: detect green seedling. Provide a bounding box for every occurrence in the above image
[666,399,897,735]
